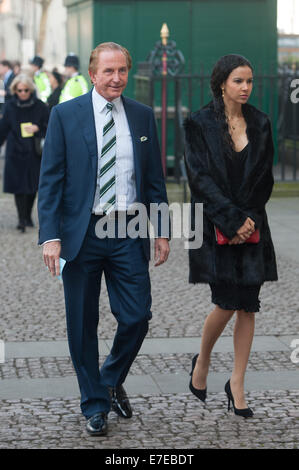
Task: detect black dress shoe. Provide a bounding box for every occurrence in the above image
[86,412,108,436]
[109,385,133,419]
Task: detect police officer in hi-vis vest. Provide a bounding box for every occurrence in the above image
[59,53,89,103]
[30,56,51,104]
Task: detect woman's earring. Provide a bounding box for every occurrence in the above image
[222,88,225,99]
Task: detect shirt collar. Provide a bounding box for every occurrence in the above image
[92,87,121,114]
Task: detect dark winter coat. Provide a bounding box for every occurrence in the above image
[0,94,49,194]
[47,86,62,111]
[184,101,278,286]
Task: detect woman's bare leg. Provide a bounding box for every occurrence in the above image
[230,310,255,409]
[192,305,235,389]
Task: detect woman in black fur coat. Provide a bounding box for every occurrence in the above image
[184,54,278,418]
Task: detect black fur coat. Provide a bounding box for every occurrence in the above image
[184,102,278,286]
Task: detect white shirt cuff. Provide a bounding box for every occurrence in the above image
[41,239,61,245]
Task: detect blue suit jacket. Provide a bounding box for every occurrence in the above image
[38,90,168,261]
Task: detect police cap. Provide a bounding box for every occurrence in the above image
[64,53,80,69]
[30,56,44,68]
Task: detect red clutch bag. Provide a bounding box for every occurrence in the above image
[215,226,260,245]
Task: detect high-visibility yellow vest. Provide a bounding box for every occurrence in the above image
[34,71,51,103]
[59,74,89,103]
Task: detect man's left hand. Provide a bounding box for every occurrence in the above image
[154,238,170,266]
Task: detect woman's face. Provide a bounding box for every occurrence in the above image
[222,66,253,105]
[15,82,31,101]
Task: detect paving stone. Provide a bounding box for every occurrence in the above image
[1,196,299,342]
[0,350,297,380]
[0,392,298,449]
[1,188,299,449]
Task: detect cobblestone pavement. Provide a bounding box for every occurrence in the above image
[0,351,298,381]
[1,196,298,342]
[0,392,298,449]
[0,193,299,449]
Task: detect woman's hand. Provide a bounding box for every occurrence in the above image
[236,217,255,242]
[228,217,255,244]
[24,124,39,134]
[228,234,245,245]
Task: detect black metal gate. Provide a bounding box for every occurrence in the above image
[135,66,299,183]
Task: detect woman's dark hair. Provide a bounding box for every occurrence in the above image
[210,54,253,157]
[52,68,63,86]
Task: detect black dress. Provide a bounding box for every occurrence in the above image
[209,143,262,313]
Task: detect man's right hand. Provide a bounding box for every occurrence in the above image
[43,241,61,276]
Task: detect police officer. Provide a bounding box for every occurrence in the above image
[30,56,51,103]
[59,53,89,103]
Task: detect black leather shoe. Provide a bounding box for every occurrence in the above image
[109,385,133,419]
[86,412,108,436]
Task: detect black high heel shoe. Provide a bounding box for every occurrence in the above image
[189,354,207,403]
[224,379,253,418]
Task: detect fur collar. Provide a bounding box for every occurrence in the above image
[184,101,272,203]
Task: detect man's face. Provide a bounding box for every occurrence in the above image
[89,50,128,102]
[64,66,76,78]
[30,64,39,74]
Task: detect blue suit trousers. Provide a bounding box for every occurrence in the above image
[62,214,152,418]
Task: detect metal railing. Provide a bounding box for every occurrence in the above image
[135,70,299,182]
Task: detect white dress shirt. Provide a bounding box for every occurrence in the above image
[92,87,136,213]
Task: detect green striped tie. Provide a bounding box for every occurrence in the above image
[95,102,116,214]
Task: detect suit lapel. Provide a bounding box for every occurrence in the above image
[76,94,143,196]
[122,95,138,154]
[121,96,142,191]
[76,91,98,162]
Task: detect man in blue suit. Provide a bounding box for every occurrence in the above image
[38,42,169,436]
